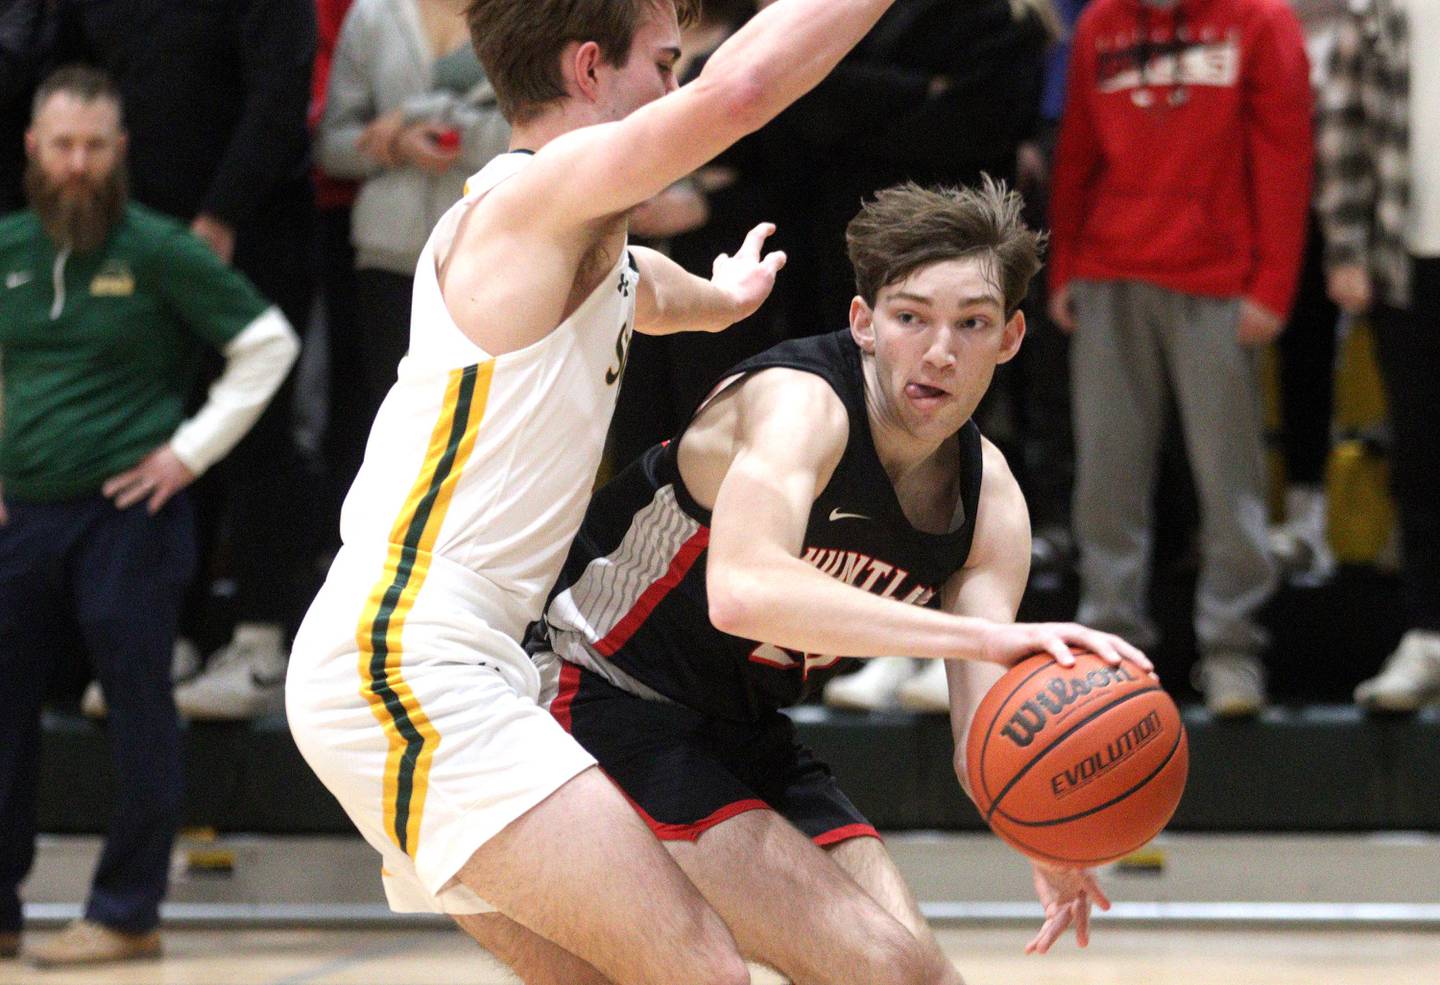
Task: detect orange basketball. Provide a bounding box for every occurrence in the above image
[965,650,1188,867]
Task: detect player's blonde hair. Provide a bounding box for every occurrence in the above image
[466,0,702,124]
[846,178,1046,317]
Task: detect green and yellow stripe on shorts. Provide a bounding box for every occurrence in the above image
[356,361,495,856]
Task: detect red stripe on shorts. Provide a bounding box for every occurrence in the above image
[814,823,882,847]
[550,661,582,732]
[594,527,710,657]
[635,796,771,842]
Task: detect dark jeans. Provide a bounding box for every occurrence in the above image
[316,207,367,516]
[1277,212,1339,485]
[184,197,317,638]
[0,494,195,934]
[1372,256,1440,631]
[354,267,415,427]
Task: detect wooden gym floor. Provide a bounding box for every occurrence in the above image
[2,925,1439,985]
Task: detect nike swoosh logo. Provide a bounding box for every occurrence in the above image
[829,508,871,522]
[5,272,32,289]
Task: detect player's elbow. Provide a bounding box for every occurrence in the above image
[706,569,766,638]
[695,69,769,137]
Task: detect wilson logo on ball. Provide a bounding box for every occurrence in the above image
[1000,664,1139,748]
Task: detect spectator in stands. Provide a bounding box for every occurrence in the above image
[820,0,1061,713]
[316,0,509,425]
[1048,0,1312,716]
[310,0,366,544]
[606,0,785,469]
[54,0,317,720]
[1318,0,1440,711]
[0,66,298,967]
[0,1,56,215]
[1267,0,1347,587]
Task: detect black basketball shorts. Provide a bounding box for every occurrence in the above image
[552,661,878,845]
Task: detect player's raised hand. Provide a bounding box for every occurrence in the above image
[978,621,1154,676]
[1026,862,1111,954]
[710,223,787,326]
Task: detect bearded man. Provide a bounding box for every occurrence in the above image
[0,65,298,968]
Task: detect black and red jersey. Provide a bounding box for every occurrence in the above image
[529,329,984,722]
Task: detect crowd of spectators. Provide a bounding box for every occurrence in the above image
[0,0,1436,964]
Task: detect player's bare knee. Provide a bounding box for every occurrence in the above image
[851,927,948,985]
[663,911,747,985]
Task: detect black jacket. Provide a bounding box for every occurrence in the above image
[54,0,316,225]
[0,0,56,214]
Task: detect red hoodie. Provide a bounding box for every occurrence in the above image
[1048,0,1312,316]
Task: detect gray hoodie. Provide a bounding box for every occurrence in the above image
[318,0,510,274]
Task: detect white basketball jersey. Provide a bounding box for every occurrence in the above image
[335,152,639,641]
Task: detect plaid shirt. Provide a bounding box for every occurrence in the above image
[1316,0,1412,308]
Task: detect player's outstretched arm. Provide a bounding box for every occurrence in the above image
[519,0,901,226]
[700,376,1138,667]
[631,224,786,336]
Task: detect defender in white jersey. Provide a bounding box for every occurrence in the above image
[286,2,907,983]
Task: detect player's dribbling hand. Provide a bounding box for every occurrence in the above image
[1026,862,1111,954]
[979,621,1154,677]
[710,222,787,329]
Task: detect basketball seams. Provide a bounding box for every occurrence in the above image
[973,657,1056,808]
[992,724,1186,828]
[983,686,1161,823]
[991,744,1189,866]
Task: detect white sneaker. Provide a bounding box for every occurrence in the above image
[172,623,288,721]
[822,657,916,711]
[1268,485,1335,586]
[896,659,951,714]
[1193,653,1267,718]
[1355,630,1440,712]
[81,639,204,719]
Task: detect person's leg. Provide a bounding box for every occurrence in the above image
[1278,213,1340,487]
[1161,292,1275,660]
[664,811,960,985]
[1372,268,1440,634]
[71,496,196,932]
[454,913,615,985]
[1069,279,1170,648]
[229,200,315,637]
[824,835,955,975]
[353,267,415,425]
[453,767,749,985]
[0,501,71,938]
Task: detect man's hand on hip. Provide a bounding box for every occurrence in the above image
[103,445,196,514]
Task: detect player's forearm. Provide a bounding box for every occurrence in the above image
[633,245,746,335]
[699,0,897,132]
[708,551,997,663]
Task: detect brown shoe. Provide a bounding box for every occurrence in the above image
[28,919,160,967]
[0,931,18,959]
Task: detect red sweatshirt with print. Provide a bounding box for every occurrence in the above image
[1048,0,1312,316]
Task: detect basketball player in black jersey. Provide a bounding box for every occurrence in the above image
[528,181,1155,983]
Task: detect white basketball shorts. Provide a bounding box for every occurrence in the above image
[285,558,594,914]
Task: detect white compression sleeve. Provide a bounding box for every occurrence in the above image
[168,306,300,476]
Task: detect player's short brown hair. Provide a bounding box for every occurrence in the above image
[466,0,701,124]
[846,178,1045,316]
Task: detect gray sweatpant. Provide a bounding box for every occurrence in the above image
[1069,279,1275,658]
